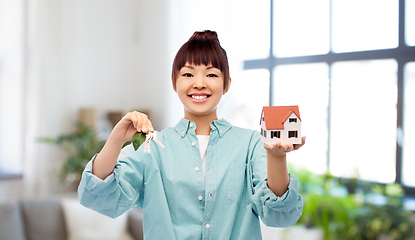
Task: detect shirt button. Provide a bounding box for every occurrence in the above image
[198,196,203,201]
[209,192,213,197]
[190,123,193,127]
[182,132,185,136]
[206,223,210,229]
[192,142,196,146]
[220,130,223,134]
[195,167,199,172]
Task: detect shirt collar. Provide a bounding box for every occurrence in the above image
[174,118,232,138]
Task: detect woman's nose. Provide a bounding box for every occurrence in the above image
[193,76,206,89]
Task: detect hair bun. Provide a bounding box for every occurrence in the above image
[189,30,220,44]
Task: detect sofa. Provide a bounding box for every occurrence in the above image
[0,197,143,240]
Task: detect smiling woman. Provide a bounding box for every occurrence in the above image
[78,29,305,239]
[171,31,232,135]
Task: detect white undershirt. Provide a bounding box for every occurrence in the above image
[196,135,210,183]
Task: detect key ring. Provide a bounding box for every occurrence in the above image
[144,132,165,153]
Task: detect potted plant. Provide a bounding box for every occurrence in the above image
[39,122,106,186]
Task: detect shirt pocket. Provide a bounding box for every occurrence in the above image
[228,161,250,208]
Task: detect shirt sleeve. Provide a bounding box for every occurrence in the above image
[77,144,146,218]
[248,131,304,228]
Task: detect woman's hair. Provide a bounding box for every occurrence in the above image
[171,30,230,91]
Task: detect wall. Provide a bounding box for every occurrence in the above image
[0,0,171,200]
[1,0,267,200]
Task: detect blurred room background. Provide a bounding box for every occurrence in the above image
[1,0,414,239]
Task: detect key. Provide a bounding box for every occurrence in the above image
[144,132,165,153]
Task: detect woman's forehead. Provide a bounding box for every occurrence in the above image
[181,63,220,69]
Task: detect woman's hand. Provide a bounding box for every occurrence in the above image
[264,136,306,158]
[92,111,153,179]
[108,111,154,146]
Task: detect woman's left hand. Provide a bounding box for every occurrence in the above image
[264,136,306,158]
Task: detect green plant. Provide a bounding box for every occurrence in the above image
[38,122,106,184]
[294,170,359,240]
[290,165,415,240]
[352,184,415,240]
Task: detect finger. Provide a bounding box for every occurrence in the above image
[282,143,294,151]
[148,120,154,132]
[129,112,138,129]
[141,114,149,133]
[263,143,274,150]
[275,142,283,148]
[133,111,143,132]
[293,136,306,150]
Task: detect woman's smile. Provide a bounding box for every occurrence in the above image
[188,93,211,103]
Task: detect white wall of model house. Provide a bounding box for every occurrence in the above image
[260,112,302,145]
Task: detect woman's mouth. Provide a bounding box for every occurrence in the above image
[189,94,211,103]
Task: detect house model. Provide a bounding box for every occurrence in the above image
[260,105,302,145]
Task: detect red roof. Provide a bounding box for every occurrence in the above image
[260,106,301,130]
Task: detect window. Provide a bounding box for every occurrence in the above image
[273,0,330,57]
[289,118,297,123]
[330,60,397,183]
[271,131,281,138]
[406,0,415,46]
[272,63,329,174]
[288,131,298,138]
[271,131,280,138]
[403,62,415,187]
[331,0,398,52]
[0,0,24,177]
[244,0,415,194]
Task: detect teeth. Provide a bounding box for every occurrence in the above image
[192,95,207,100]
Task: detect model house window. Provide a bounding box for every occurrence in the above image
[289,118,297,123]
[271,131,280,138]
[288,131,298,138]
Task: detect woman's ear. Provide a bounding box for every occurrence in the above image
[172,75,178,93]
[223,77,232,94]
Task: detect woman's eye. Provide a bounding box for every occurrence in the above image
[182,73,193,77]
[207,74,218,78]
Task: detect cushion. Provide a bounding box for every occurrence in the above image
[0,202,26,240]
[21,198,67,240]
[127,207,143,240]
[61,198,134,240]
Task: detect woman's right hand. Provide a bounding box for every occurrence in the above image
[108,111,154,146]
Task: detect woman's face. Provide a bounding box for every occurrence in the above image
[175,63,228,121]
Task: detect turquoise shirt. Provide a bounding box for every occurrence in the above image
[78,118,303,240]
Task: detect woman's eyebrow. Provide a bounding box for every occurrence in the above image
[182,65,194,69]
[206,66,220,70]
